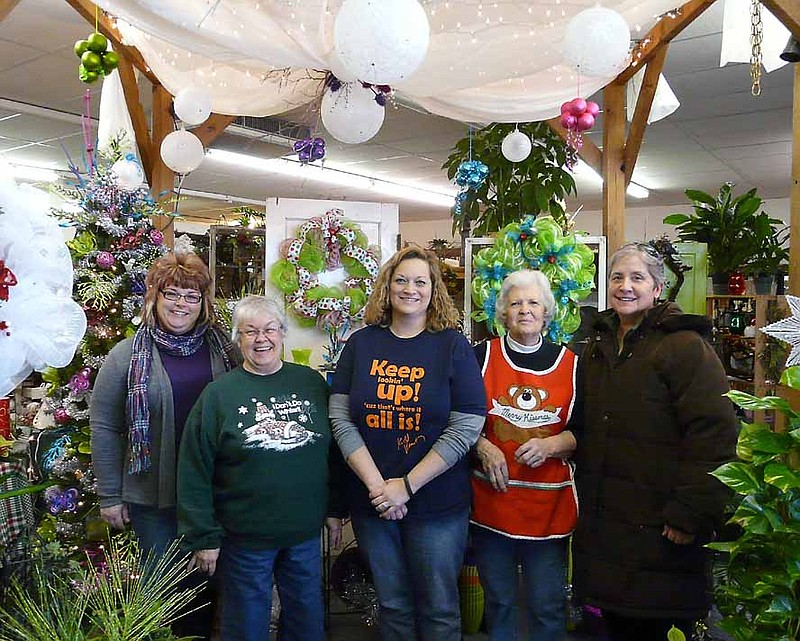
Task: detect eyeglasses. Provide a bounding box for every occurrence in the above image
[240,326,283,340]
[160,289,203,304]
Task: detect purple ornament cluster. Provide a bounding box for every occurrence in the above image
[293,137,326,164]
[327,73,393,106]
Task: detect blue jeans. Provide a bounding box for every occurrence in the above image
[471,526,567,641]
[351,509,469,641]
[127,504,215,641]
[127,504,177,558]
[219,536,324,641]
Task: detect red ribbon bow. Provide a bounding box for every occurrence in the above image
[0,260,17,301]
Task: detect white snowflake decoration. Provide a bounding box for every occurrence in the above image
[760,295,800,368]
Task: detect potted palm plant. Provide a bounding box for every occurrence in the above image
[743,214,789,294]
[663,183,768,294]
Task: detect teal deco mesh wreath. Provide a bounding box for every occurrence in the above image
[471,215,596,344]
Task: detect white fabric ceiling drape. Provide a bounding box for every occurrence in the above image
[100,0,680,123]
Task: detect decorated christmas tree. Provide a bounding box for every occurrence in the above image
[34,147,169,560]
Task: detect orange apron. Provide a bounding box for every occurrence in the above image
[471,339,578,539]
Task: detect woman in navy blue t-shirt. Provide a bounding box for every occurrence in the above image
[330,246,486,641]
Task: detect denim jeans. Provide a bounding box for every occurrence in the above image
[351,509,469,641]
[471,525,568,641]
[127,503,216,641]
[219,536,324,641]
[127,503,178,557]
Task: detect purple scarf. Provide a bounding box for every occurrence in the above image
[125,322,236,474]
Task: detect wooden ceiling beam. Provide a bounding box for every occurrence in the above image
[0,0,21,23]
[64,0,159,85]
[115,52,154,182]
[763,0,800,38]
[547,117,604,177]
[616,0,717,85]
[602,83,627,254]
[193,114,238,148]
[623,45,668,185]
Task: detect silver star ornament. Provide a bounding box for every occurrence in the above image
[760,295,800,368]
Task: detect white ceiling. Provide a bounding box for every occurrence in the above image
[0,0,795,227]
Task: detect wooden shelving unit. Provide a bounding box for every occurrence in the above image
[706,295,785,424]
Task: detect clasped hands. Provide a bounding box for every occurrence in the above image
[370,477,411,520]
[478,437,552,492]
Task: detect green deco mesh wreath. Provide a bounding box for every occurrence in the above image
[471,215,596,344]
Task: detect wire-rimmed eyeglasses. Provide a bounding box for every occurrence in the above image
[160,289,203,304]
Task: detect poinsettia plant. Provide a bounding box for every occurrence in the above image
[708,365,800,641]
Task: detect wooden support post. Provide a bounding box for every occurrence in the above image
[0,0,21,22]
[602,83,626,254]
[150,85,175,248]
[790,64,800,296]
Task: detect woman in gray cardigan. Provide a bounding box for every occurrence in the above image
[90,250,237,639]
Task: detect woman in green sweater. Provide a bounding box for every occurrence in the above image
[177,295,345,641]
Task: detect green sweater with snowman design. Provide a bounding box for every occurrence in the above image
[178,363,344,551]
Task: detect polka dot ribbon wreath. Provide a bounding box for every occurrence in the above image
[271,209,380,331]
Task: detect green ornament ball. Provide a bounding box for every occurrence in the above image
[86,32,108,53]
[81,50,102,72]
[79,65,100,84]
[102,50,120,71]
[74,39,90,58]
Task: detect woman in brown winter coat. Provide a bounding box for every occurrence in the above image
[572,243,737,641]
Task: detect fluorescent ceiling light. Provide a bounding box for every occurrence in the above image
[206,149,457,209]
[572,160,650,199]
[0,156,60,182]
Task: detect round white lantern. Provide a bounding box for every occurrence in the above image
[334,0,430,85]
[174,87,212,126]
[327,52,359,83]
[321,83,385,144]
[563,7,631,78]
[501,130,532,163]
[111,157,145,190]
[160,129,205,174]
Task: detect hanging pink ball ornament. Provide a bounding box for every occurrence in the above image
[560,112,577,129]
[560,97,598,167]
[569,98,587,116]
[577,112,596,131]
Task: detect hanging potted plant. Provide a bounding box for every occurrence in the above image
[743,214,789,295]
[663,183,767,294]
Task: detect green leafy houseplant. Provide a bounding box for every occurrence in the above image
[743,215,789,278]
[707,366,800,641]
[0,537,202,641]
[442,122,576,243]
[663,183,772,277]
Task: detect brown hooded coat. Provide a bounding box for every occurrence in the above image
[573,302,737,619]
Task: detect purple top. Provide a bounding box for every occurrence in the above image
[158,341,213,447]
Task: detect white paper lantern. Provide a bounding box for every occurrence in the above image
[160,129,205,174]
[321,83,385,144]
[111,157,145,190]
[174,87,212,126]
[334,0,430,85]
[327,52,359,83]
[563,7,631,78]
[501,130,532,163]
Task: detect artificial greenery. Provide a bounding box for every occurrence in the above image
[469,215,595,343]
[663,183,780,276]
[0,537,201,641]
[743,215,789,278]
[442,122,576,240]
[708,365,800,641]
